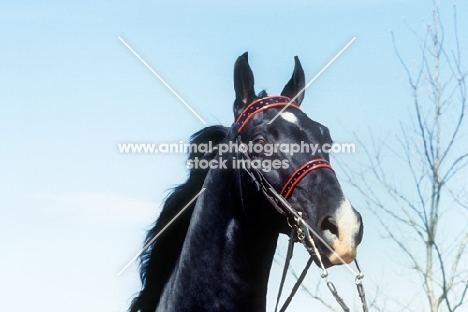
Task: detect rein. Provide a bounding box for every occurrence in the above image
[232,96,368,312]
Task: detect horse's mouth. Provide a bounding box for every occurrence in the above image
[313,236,357,268]
[311,244,356,269]
[328,240,357,265]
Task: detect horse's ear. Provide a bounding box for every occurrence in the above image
[233,52,256,118]
[281,56,305,106]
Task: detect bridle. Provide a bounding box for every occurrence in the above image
[231,95,368,312]
[233,95,336,203]
[280,158,335,199]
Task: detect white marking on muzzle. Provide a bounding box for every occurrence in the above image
[329,198,360,264]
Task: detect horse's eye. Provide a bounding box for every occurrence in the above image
[255,138,266,145]
[251,138,267,157]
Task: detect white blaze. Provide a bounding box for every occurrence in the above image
[280,112,298,124]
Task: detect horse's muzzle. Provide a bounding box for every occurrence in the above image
[320,199,363,265]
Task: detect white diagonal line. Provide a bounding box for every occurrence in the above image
[118,36,207,125]
[117,188,206,276]
[268,37,356,124]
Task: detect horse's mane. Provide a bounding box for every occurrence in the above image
[129,125,230,312]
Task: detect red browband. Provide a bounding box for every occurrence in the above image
[234,96,300,133]
[235,96,335,200]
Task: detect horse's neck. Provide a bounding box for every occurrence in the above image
[158,170,279,311]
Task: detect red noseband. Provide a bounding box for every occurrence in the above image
[280,159,334,199]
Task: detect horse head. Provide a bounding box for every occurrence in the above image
[233,52,363,267]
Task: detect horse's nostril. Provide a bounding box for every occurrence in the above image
[321,216,339,237]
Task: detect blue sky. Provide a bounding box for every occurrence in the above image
[1,1,467,311]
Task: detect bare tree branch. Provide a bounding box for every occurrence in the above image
[345,3,468,311]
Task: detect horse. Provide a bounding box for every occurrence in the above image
[129,52,364,312]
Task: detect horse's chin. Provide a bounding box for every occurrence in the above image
[328,250,356,265]
[319,249,356,268]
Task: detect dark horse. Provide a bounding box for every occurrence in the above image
[130,53,363,312]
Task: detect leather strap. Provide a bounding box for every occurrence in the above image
[280,159,334,199]
[234,96,299,133]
